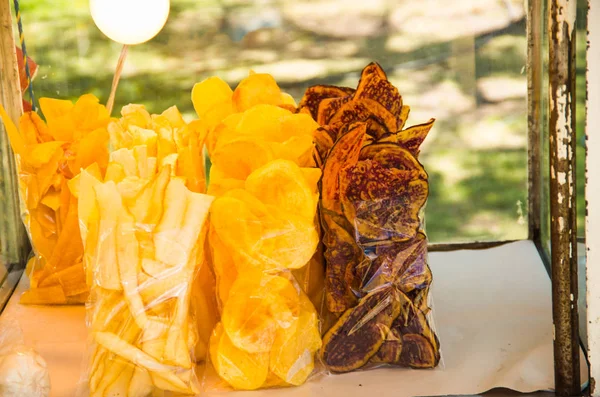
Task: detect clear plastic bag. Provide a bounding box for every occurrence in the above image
[191,72,325,391]
[76,143,214,396]
[298,62,442,373]
[0,95,111,305]
[0,318,51,397]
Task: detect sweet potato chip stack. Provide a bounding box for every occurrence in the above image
[0,94,110,304]
[192,72,323,390]
[78,141,213,395]
[298,63,441,372]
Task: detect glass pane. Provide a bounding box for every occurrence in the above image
[16,0,529,243]
[576,0,587,239]
[539,0,551,261]
[576,0,588,349]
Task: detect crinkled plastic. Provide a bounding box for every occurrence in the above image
[0,318,51,397]
[0,95,110,305]
[192,72,325,391]
[298,63,442,373]
[76,139,214,395]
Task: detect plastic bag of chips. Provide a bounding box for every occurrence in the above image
[76,138,214,396]
[0,95,110,304]
[298,63,442,373]
[192,72,325,390]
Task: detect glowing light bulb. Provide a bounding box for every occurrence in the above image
[90,0,170,45]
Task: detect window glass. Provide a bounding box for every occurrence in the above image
[14,0,529,243]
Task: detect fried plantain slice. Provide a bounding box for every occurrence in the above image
[298,85,355,120]
[395,118,435,157]
[320,210,363,313]
[341,160,428,243]
[317,96,352,127]
[354,63,402,116]
[321,286,401,372]
[328,98,398,136]
[361,233,429,293]
[321,122,366,214]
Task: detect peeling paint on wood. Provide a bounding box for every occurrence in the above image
[586,0,600,394]
[548,0,580,395]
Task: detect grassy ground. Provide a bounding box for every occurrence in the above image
[10,0,587,243]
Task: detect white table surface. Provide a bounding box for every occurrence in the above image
[0,240,589,397]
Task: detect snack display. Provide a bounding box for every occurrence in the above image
[192,72,323,390]
[299,63,441,372]
[78,130,213,395]
[0,95,110,304]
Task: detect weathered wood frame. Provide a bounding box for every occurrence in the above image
[0,0,30,313]
[586,0,599,395]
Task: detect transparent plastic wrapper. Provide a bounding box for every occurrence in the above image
[0,317,51,396]
[191,72,325,390]
[298,63,442,373]
[0,95,111,305]
[76,142,214,396]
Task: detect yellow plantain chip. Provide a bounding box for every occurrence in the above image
[253,212,319,271]
[210,323,270,391]
[234,104,291,143]
[269,294,322,386]
[232,72,282,112]
[211,138,276,181]
[191,76,235,132]
[208,226,238,308]
[245,159,316,221]
[221,274,299,354]
[206,112,243,155]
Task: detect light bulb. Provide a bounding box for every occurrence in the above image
[90,0,170,45]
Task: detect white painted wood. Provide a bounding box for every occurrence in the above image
[587,0,600,394]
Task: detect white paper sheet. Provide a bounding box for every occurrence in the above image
[0,240,588,397]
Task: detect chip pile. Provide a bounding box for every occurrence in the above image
[298,63,441,372]
[78,137,213,395]
[108,104,208,193]
[0,95,110,304]
[192,72,323,390]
